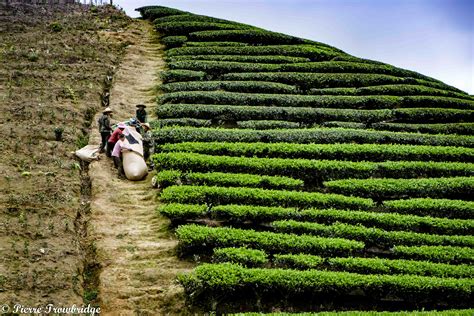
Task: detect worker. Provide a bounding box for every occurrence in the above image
[129,117,141,134]
[98,107,113,153]
[136,104,147,124]
[107,122,126,158]
[142,123,153,161]
[112,133,131,179]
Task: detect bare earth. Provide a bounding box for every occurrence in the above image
[88,21,193,315]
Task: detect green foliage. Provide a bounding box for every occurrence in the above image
[373,122,474,135]
[161,36,187,48]
[178,263,473,307]
[156,104,394,124]
[156,170,303,190]
[357,84,472,100]
[274,253,325,270]
[166,45,342,61]
[274,254,474,279]
[213,247,268,267]
[160,185,374,209]
[299,208,473,236]
[168,59,279,74]
[222,72,415,90]
[161,80,298,94]
[324,176,474,200]
[167,54,310,63]
[143,6,474,311]
[189,29,307,45]
[153,152,474,185]
[237,120,301,130]
[185,41,249,47]
[392,245,474,264]
[137,6,187,20]
[309,87,358,95]
[159,142,474,163]
[176,224,364,256]
[26,50,39,62]
[151,118,212,128]
[154,13,239,25]
[272,220,474,247]
[159,203,473,236]
[155,21,251,36]
[321,121,366,129]
[152,127,474,147]
[155,169,181,188]
[160,91,474,110]
[393,108,473,123]
[169,60,449,87]
[158,203,207,222]
[382,198,474,219]
[49,21,63,32]
[160,70,206,83]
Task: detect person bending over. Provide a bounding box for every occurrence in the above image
[112,133,131,179]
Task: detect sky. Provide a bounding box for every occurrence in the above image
[113,0,473,94]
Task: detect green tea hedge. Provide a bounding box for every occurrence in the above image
[152,127,474,147]
[176,224,364,256]
[155,170,304,190]
[155,21,252,36]
[160,70,206,83]
[392,245,474,264]
[160,185,374,209]
[153,152,474,183]
[373,122,474,135]
[212,247,268,267]
[159,203,473,235]
[160,80,298,94]
[382,198,474,219]
[159,142,474,162]
[272,220,474,247]
[324,176,474,200]
[273,254,474,278]
[167,54,310,63]
[178,263,473,306]
[156,104,394,124]
[166,45,342,61]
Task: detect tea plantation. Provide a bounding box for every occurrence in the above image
[138,5,474,314]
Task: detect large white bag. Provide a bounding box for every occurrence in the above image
[122,128,148,181]
[75,145,100,162]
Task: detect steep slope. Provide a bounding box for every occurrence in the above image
[87,21,193,315]
[0,4,131,307]
[139,5,473,314]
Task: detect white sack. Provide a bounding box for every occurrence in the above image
[75,145,100,162]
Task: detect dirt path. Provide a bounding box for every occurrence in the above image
[88,21,193,315]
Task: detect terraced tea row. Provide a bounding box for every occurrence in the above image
[158,142,474,162]
[211,247,473,279]
[156,104,474,125]
[159,91,474,109]
[153,127,474,147]
[138,4,474,313]
[153,152,474,184]
[159,203,474,234]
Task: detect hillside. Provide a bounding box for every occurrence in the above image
[0,4,131,307]
[1,3,472,314]
[138,5,474,314]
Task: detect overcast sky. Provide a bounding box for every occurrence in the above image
[114,0,473,94]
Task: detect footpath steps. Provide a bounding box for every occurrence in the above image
[88,20,193,315]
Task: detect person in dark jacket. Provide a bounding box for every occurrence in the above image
[141,123,153,161]
[136,104,147,124]
[98,107,113,153]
